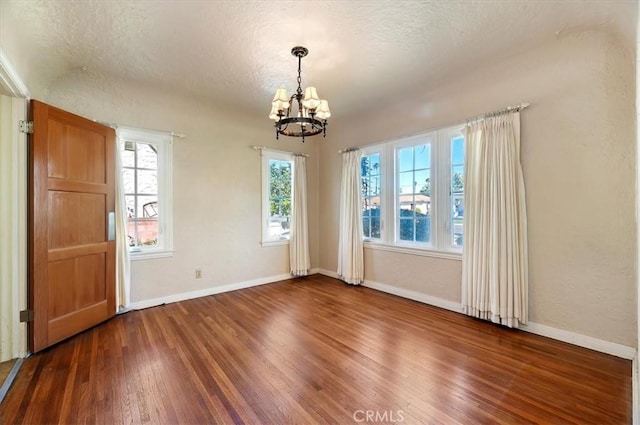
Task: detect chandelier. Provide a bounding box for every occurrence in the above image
[269,46,331,142]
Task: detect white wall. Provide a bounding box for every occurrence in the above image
[40,71,320,303]
[320,30,637,347]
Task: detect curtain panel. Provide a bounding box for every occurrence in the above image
[462,112,528,328]
[337,150,364,285]
[115,139,131,311]
[290,155,311,276]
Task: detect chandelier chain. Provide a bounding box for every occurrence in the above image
[296,55,303,96]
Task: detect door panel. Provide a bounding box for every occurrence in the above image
[48,191,106,248]
[47,119,106,182]
[29,100,116,352]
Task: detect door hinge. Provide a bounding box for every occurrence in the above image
[19,309,33,322]
[19,120,34,134]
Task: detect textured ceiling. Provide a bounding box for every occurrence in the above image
[0,1,636,117]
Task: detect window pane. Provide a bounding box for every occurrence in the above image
[125,195,136,219]
[122,169,135,194]
[398,171,414,195]
[122,148,135,168]
[416,215,430,243]
[137,143,158,169]
[127,221,137,247]
[452,136,464,165]
[414,144,430,169]
[267,158,292,241]
[137,170,157,194]
[136,196,158,219]
[452,199,463,248]
[398,147,413,172]
[268,216,289,238]
[399,198,414,212]
[137,219,158,246]
[414,194,429,216]
[366,176,374,197]
[363,217,370,238]
[371,216,381,239]
[369,175,380,196]
[399,218,414,241]
[369,153,380,175]
[414,170,430,196]
[451,165,464,193]
[451,136,464,248]
[361,153,382,240]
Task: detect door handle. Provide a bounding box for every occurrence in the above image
[107,212,115,241]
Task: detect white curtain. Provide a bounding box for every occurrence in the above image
[462,112,528,328]
[0,95,27,361]
[115,138,131,311]
[337,150,364,285]
[290,155,310,276]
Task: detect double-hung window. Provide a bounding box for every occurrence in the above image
[359,124,464,255]
[119,127,173,259]
[261,151,294,245]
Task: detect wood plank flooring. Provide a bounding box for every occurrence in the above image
[0,359,17,388]
[0,275,632,424]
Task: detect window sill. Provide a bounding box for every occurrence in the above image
[363,241,462,261]
[130,250,174,261]
[261,239,290,247]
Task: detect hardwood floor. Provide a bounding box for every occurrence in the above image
[0,275,632,424]
[0,359,17,388]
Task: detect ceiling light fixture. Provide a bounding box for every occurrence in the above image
[269,46,331,143]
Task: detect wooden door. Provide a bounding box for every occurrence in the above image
[29,100,116,353]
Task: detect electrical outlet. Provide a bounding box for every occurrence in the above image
[195,268,202,279]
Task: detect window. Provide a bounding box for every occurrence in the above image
[397,142,431,244]
[361,152,381,239]
[450,135,465,248]
[262,151,294,245]
[119,128,173,259]
[360,125,464,255]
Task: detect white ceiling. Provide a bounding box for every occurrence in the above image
[0,1,636,118]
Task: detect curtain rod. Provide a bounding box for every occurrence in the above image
[252,145,310,158]
[465,102,530,124]
[337,102,531,154]
[93,120,186,139]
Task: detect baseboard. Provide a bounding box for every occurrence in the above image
[316,268,339,279]
[520,322,636,360]
[316,268,462,313]
[315,268,636,360]
[128,273,293,310]
[363,279,464,314]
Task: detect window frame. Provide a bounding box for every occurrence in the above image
[360,124,464,258]
[261,150,294,246]
[118,127,174,260]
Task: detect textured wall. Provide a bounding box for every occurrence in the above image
[320,31,637,346]
[41,73,320,303]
